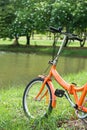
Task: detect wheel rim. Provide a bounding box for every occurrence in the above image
[24,80,51,119]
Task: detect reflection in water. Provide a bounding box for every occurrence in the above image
[0,52,87,87]
[58,56,86,75]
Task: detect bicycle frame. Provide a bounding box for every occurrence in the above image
[35,34,87,114]
[37,64,87,113]
[23,27,87,121]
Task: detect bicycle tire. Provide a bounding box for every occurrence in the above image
[23,77,52,119]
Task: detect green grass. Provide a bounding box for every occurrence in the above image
[0,38,87,57]
[0,71,87,130]
[0,38,13,45]
[0,36,87,47]
[0,36,54,46]
[0,44,87,57]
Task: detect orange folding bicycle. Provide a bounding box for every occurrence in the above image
[23,27,87,123]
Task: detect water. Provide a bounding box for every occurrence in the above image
[0,52,87,88]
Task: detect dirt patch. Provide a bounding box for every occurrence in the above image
[62,119,87,130]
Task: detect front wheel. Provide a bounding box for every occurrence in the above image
[23,77,52,119]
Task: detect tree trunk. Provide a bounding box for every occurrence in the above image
[80,31,86,47]
[13,35,19,46]
[26,34,30,46]
[64,36,68,47]
[64,26,69,47]
[80,40,85,47]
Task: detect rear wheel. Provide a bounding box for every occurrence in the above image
[76,96,87,124]
[23,77,52,119]
[81,97,87,124]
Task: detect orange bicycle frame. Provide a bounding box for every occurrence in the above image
[35,29,87,113]
[36,64,87,113]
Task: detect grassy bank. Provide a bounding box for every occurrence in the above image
[0,44,87,57]
[0,38,87,57]
[0,71,87,130]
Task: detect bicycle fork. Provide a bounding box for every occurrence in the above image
[35,76,57,108]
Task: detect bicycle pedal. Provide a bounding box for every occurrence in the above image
[55,89,65,98]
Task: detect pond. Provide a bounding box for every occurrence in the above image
[0,52,87,88]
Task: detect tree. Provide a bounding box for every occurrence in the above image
[10,0,39,45]
[11,0,54,45]
[50,0,87,47]
[34,1,54,32]
[0,0,16,38]
[0,0,87,47]
[73,0,87,47]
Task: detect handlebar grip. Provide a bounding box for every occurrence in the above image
[49,26,62,33]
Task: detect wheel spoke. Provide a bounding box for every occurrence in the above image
[23,78,52,119]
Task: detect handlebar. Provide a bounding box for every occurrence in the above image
[72,36,83,42]
[49,26,83,42]
[50,26,63,33]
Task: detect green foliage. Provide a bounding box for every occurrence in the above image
[34,2,51,32]
[0,0,16,38]
[0,0,87,44]
[11,0,36,35]
[73,0,87,31]
[50,1,73,31]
